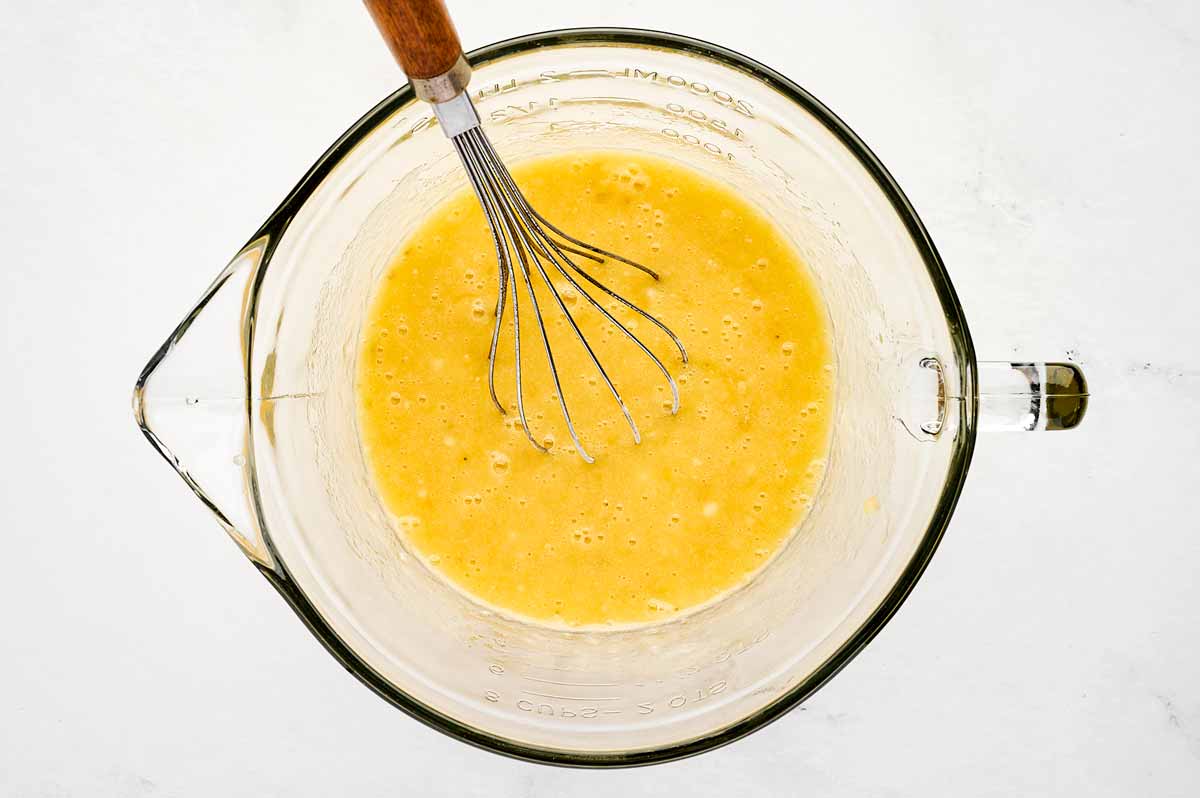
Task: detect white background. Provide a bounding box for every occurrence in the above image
[3,1,1198,795]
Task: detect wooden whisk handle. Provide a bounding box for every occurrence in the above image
[363,0,464,82]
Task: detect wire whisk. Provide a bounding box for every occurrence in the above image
[365,0,687,462]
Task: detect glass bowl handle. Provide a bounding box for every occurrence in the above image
[977,361,1088,432]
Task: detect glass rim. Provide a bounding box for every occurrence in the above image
[245,26,979,768]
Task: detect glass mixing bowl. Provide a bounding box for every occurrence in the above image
[134,28,1087,766]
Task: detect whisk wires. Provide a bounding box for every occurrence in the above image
[450,127,687,463]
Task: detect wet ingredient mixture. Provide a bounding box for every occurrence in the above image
[358,150,833,625]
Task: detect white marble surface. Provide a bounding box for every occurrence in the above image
[2,0,1198,795]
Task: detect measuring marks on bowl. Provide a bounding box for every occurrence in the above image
[395,63,759,167]
[483,664,622,721]
[481,628,770,723]
[513,670,625,719]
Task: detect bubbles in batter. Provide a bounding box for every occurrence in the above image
[357,150,834,626]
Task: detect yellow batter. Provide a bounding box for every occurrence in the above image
[358,151,833,626]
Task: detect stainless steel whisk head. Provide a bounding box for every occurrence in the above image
[437,93,688,462]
